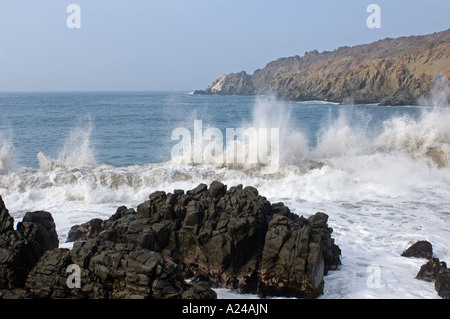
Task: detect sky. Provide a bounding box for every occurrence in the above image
[0,0,449,92]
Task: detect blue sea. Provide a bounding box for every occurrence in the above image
[1,91,449,298]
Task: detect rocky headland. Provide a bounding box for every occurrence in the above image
[0,182,341,299]
[195,29,450,106]
[401,240,450,299]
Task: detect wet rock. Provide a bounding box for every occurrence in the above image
[21,239,215,299]
[19,211,59,252]
[0,200,59,290]
[0,197,217,299]
[416,258,447,282]
[195,30,450,106]
[0,196,14,234]
[436,269,450,299]
[72,182,341,298]
[413,244,449,299]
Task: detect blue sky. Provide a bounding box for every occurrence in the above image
[0,0,449,91]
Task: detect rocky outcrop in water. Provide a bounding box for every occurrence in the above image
[195,71,254,96]
[401,240,433,260]
[195,29,450,106]
[69,182,341,298]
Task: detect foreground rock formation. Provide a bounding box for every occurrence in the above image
[0,196,59,291]
[0,183,341,299]
[195,29,450,106]
[69,182,341,298]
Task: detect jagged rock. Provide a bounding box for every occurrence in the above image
[25,248,73,298]
[181,282,217,299]
[401,240,433,259]
[415,256,450,299]
[1,183,342,299]
[66,218,105,242]
[70,239,193,299]
[68,182,341,298]
[416,258,447,282]
[18,211,59,253]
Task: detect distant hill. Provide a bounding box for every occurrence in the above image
[195,29,450,105]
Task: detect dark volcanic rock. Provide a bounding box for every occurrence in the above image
[1,182,342,299]
[68,182,341,298]
[23,240,216,299]
[258,211,340,298]
[25,248,73,298]
[0,196,14,234]
[0,196,214,299]
[416,258,447,282]
[66,218,105,242]
[401,240,433,260]
[19,211,59,253]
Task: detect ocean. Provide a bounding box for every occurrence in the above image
[0,91,449,299]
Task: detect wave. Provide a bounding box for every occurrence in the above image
[1,84,450,208]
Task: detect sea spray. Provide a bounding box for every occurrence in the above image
[38,117,97,172]
[244,95,309,167]
[376,76,450,168]
[0,130,15,174]
[313,106,373,160]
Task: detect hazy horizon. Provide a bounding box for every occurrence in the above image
[1,0,449,92]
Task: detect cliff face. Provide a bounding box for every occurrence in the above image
[195,30,450,105]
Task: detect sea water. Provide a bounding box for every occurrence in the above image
[0,91,449,299]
